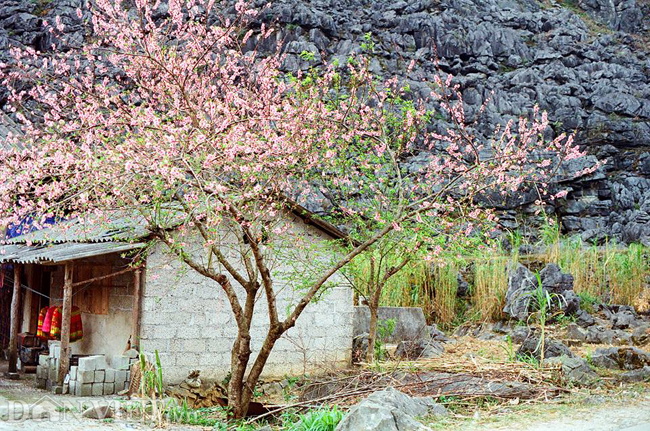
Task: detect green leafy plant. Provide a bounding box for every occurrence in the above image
[299,50,316,61]
[374,318,396,361]
[286,406,344,431]
[500,334,516,362]
[527,274,564,366]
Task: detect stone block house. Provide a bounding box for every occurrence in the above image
[0,210,354,388]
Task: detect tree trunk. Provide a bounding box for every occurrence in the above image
[7,264,21,375]
[366,288,382,363]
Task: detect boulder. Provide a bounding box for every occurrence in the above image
[575,310,596,328]
[611,310,639,329]
[423,324,450,343]
[546,355,597,386]
[335,387,447,431]
[619,366,650,383]
[590,347,650,370]
[503,263,537,321]
[565,323,588,341]
[540,263,574,294]
[508,326,532,344]
[395,340,444,360]
[82,405,114,420]
[517,336,574,362]
[632,325,650,346]
[352,333,369,362]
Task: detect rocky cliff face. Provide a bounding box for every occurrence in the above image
[1,0,649,244]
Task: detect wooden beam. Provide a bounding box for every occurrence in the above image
[57,262,73,385]
[131,269,142,350]
[7,264,22,375]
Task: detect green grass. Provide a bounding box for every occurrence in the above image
[285,406,344,431]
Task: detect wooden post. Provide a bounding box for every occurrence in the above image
[7,264,22,376]
[57,262,73,385]
[131,269,142,350]
[22,265,33,332]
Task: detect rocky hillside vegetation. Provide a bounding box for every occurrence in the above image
[1,0,649,244]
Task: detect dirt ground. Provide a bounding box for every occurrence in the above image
[1,328,649,430]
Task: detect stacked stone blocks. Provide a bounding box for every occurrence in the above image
[36,343,139,396]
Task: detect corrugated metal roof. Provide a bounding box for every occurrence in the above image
[6,212,151,244]
[0,242,145,264]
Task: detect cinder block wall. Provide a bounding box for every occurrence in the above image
[139,216,354,383]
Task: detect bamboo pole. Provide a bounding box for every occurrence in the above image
[7,264,22,376]
[57,262,73,385]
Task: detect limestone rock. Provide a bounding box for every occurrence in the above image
[82,405,114,420]
[395,340,445,360]
[590,347,650,370]
[546,355,597,386]
[619,366,650,383]
[334,387,447,431]
[503,263,537,321]
[517,336,574,362]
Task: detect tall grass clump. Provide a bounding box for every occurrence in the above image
[472,256,509,321]
[607,243,648,306]
[432,262,458,328]
[556,238,606,299]
[378,261,434,318]
[553,238,649,307]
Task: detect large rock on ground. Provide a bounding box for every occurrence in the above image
[619,366,650,383]
[335,387,447,431]
[517,336,574,361]
[503,263,537,321]
[540,263,574,293]
[546,355,597,386]
[590,347,650,370]
[395,340,445,360]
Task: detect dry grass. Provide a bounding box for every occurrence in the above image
[472,257,510,322]
[432,263,459,328]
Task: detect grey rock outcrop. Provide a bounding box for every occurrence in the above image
[546,355,598,386]
[590,347,650,370]
[335,387,447,431]
[1,0,649,241]
[517,336,574,361]
[503,263,537,321]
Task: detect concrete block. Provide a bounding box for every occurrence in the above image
[116,370,128,384]
[183,339,206,353]
[48,366,57,382]
[78,355,107,372]
[94,370,105,383]
[77,370,95,384]
[79,383,93,397]
[111,356,130,370]
[104,368,115,383]
[69,366,78,381]
[103,383,115,395]
[354,306,426,343]
[39,355,48,366]
[91,383,103,396]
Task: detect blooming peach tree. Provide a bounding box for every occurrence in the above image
[0,0,591,417]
